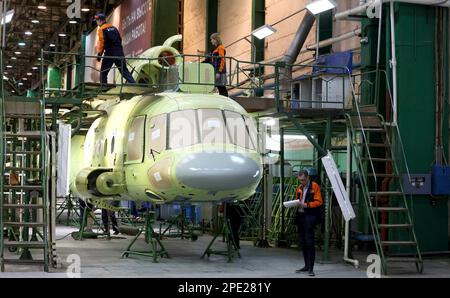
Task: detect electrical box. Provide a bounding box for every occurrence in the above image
[402,174,431,195]
[431,165,450,195]
[312,75,350,109]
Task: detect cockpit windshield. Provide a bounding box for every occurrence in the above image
[148,109,257,154]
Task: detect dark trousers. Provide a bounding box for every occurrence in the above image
[100,54,136,84]
[102,201,119,233]
[297,212,319,271]
[229,220,241,249]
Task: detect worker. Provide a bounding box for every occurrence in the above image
[198,33,228,97]
[94,13,136,85]
[224,202,242,249]
[294,170,323,276]
[101,200,120,235]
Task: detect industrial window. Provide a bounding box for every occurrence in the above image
[224,111,255,150]
[148,113,167,155]
[169,109,198,149]
[198,109,229,144]
[126,116,146,163]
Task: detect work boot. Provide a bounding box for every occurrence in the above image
[308,270,315,277]
[295,267,308,273]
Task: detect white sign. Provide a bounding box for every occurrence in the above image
[57,122,72,197]
[321,151,356,221]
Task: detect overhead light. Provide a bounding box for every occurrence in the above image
[22,78,28,81]
[252,24,277,40]
[3,76,8,80]
[6,65,13,68]
[38,4,47,10]
[14,51,21,55]
[18,42,26,46]
[18,82,23,86]
[1,9,14,25]
[11,57,17,60]
[81,8,90,12]
[31,19,40,24]
[25,31,32,35]
[4,71,8,74]
[69,20,77,24]
[32,66,39,70]
[38,58,42,61]
[49,43,55,47]
[306,0,337,15]
[27,73,32,76]
[58,33,66,37]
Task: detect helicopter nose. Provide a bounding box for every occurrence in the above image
[176,153,261,191]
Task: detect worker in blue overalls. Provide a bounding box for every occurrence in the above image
[94,13,136,85]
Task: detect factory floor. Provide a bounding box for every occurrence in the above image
[1,225,449,278]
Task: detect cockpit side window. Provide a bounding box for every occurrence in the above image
[148,113,167,156]
[126,115,146,163]
[224,111,255,150]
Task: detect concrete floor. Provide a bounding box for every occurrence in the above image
[1,225,449,278]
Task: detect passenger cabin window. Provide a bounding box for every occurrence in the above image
[224,111,255,150]
[198,109,229,144]
[126,116,146,162]
[169,110,198,149]
[148,114,167,156]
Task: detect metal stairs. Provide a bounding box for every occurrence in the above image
[346,105,423,275]
[1,108,50,272]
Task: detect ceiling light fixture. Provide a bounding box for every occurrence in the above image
[27,73,32,76]
[306,0,337,15]
[49,43,56,47]
[18,42,26,46]
[25,31,32,35]
[14,51,21,55]
[38,4,47,10]
[58,33,66,37]
[251,24,277,40]
[11,57,17,60]
[22,78,28,81]
[81,8,90,12]
[69,20,77,24]
[31,19,39,24]
[6,65,12,68]
[32,66,39,70]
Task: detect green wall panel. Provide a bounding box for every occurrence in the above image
[390,3,448,252]
[152,0,179,47]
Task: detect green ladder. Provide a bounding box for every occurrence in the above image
[346,105,423,275]
[0,106,50,271]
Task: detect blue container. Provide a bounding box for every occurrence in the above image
[313,51,353,75]
[431,165,450,195]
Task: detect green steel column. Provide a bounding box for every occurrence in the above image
[78,32,86,98]
[252,0,265,63]
[278,127,287,247]
[322,116,332,261]
[0,48,5,267]
[206,0,218,52]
